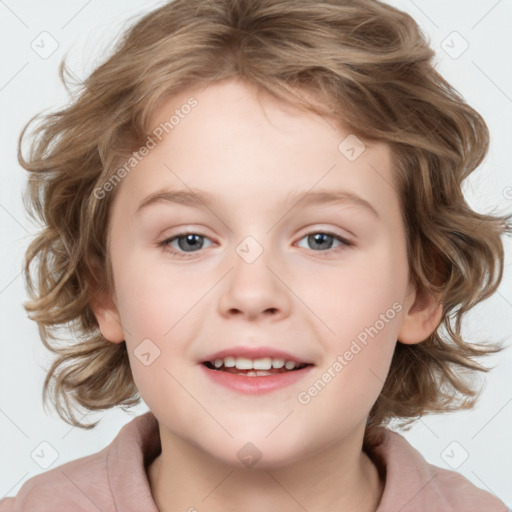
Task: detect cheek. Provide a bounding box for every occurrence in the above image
[299,302,400,434]
[111,249,207,372]
[113,261,193,411]
[310,245,406,393]
[309,242,406,335]
[113,248,195,335]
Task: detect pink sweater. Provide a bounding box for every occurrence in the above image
[1,412,508,511]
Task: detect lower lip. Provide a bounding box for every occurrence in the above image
[199,364,314,395]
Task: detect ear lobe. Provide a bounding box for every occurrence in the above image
[90,291,125,344]
[397,285,443,345]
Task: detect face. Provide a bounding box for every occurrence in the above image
[94,78,439,468]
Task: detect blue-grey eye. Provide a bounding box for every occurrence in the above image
[297,232,349,251]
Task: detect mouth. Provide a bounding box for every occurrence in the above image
[202,356,313,377]
[199,346,315,394]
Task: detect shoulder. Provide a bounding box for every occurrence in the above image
[370,427,509,512]
[0,445,113,512]
[0,412,160,512]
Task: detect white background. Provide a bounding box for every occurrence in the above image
[0,0,511,506]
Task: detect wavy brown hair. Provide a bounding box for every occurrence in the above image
[19,0,512,445]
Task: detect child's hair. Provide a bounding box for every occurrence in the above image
[19,0,512,445]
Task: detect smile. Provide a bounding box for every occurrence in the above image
[200,357,314,394]
[204,356,310,375]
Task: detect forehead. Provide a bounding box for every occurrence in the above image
[111,79,399,224]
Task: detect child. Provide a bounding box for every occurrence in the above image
[2,0,511,510]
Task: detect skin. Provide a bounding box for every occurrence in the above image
[92,77,442,512]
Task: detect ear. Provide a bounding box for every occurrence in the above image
[90,290,125,344]
[397,281,443,345]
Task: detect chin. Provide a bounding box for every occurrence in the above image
[205,434,309,470]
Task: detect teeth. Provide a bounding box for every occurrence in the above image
[223,357,236,368]
[246,370,274,376]
[253,357,272,370]
[208,356,305,371]
[235,357,253,370]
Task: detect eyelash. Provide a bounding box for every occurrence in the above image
[157,230,354,259]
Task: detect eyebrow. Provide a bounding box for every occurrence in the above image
[136,187,380,219]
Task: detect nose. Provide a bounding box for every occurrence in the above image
[217,241,292,322]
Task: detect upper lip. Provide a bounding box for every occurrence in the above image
[201,345,314,365]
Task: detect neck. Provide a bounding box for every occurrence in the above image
[147,424,384,512]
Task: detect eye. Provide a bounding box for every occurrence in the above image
[296,230,353,255]
[158,232,214,258]
[158,229,353,259]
